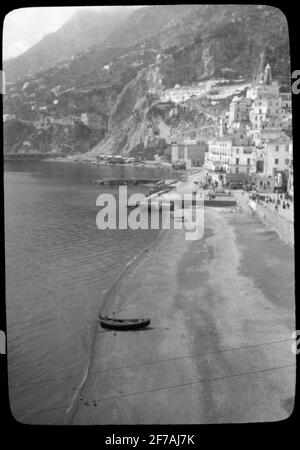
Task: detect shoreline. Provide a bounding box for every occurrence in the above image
[99,230,168,317]
[69,205,294,424]
[64,227,168,423]
[44,156,174,169]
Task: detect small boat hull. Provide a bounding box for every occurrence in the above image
[99,316,151,331]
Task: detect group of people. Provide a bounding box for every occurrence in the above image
[255,193,292,214]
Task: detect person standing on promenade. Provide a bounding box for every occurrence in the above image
[248,198,256,217]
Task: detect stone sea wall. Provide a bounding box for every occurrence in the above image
[256,203,294,247]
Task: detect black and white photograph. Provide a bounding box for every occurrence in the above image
[2,4,296,426]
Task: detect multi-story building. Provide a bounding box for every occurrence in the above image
[205,137,232,172]
[228,96,251,127]
[249,127,282,147]
[280,92,292,110]
[81,113,103,130]
[230,122,252,146]
[34,116,53,130]
[203,63,292,190]
[171,139,208,168]
[288,142,293,198]
[261,134,291,177]
[248,64,282,131]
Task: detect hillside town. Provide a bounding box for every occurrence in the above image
[168,64,293,200]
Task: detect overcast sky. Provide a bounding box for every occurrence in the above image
[3,6,138,60]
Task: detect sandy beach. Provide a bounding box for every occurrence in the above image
[67,206,295,424]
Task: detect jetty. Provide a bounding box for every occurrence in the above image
[204,198,236,207]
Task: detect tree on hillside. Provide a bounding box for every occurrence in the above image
[129,142,145,159]
[4,120,35,153]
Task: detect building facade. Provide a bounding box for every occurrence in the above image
[171,139,208,168]
[205,122,256,176]
[262,135,291,177]
[280,92,292,110]
[205,137,232,172]
[161,84,207,103]
[288,142,293,198]
[81,113,103,130]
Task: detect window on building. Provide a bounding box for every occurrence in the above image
[236,158,239,165]
[247,158,251,165]
[236,167,239,174]
[275,145,279,152]
[285,159,289,165]
[267,181,270,186]
[275,158,279,165]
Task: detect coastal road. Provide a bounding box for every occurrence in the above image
[70,206,295,424]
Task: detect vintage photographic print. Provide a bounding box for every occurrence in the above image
[2,4,295,425]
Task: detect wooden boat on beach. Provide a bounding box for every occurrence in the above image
[99,315,151,330]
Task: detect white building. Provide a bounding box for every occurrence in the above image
[249,127,282,147]
[288,142,293,198]
[205,137,232,172]
[3,114,16,122]
[171,139,208,168]
[248,65,282,131]
[262,134,291,177]
[205,123,256,175]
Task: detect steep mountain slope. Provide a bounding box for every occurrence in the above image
[104,5,193,48]
[4,5,291,157]
[4,7,136,82]
[106,4,289,80]
[89,5,290,155]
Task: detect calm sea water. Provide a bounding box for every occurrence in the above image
[4,161,179,424]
